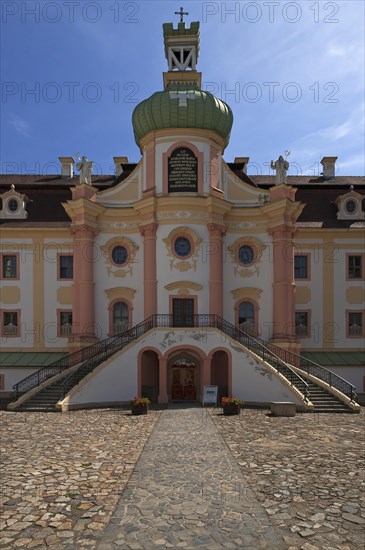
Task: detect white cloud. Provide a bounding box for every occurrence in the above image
[338,154,365,172]
[8,113,31,138]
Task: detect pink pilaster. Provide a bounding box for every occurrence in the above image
[208,224,225,317]
[270,225,296,342]
[201,358,211,401]
[158,357,168,404]
[140,223,158,319]
[71,225,97,343]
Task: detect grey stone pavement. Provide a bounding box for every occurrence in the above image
[99,406,284,549]
[0,407,364,549]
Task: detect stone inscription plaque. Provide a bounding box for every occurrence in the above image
[168,147,198,192]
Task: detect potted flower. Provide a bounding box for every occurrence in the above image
[221,396,242,415]
[130,396,150,415]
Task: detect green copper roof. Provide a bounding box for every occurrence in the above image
[302,351,365,366]
[132,82,233,147]
[0,352,68,367]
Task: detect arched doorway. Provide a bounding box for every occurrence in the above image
[211,350,229,401]
[141,350,159,403]
[168,352,200,402]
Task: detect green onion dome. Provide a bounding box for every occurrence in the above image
[132,82,233,148]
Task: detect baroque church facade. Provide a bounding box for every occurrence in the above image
[0,20,364,411]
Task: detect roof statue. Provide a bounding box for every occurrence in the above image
[271,153,290,185]
[75,153,93,185]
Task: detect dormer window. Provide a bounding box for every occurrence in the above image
[344,198,357,215]
[335,188,364,221]
[0,185,28,220]
[7,198,19,213]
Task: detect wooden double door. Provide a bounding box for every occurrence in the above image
[171,365,197,401]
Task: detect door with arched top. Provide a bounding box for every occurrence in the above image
[170,358,197,401]
[211,350,229,401]
[141,350,159,403]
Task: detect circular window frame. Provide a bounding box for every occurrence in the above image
[7,198,19,213]
[344,199,357,215]
[110,245,129,267]
[172,235,194,260]
[237,244,256,267]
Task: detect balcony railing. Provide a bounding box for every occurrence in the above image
[3,323,18,335]
[349,324,362,337]
[60,324,72,337]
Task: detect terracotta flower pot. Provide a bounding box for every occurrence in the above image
[131,404,148,415]
[223,403,240,415]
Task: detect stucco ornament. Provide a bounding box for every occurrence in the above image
[75,153,93,185]
[271,152,290,184]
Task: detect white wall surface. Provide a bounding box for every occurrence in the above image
[0,367,39,392]
[327,366,365,393]
[66,329,303,406]
[1,239,33,348]
[43,238,73,348]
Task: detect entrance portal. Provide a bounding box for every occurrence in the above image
[170,358,197,401]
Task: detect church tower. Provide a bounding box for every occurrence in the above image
[132,20,233,197]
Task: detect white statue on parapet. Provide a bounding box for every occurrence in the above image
[75,153,93,185]
[271,151,290,184]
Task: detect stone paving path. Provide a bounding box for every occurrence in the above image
[99,407,287,549]
[1,407,364,549]
[211,408,365,550]
[0,409,160,549]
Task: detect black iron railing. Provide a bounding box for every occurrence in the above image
[60,317,155,397]
[10,313,357,405]
[263,341,357,402]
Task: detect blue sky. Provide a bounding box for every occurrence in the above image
[1,0,364,177]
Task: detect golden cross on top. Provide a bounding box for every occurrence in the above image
[175,6,189,22]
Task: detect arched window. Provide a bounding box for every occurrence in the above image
[112,301,129,334]
[238,301,255,335]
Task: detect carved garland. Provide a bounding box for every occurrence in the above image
[228,237,266,278]
[101,236,139,278]
[163,227,202,272]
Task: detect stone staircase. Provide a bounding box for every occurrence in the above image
[304,380,355,413]
[273,365,355,413]
[17,358,108,412]
[9,315,359,413]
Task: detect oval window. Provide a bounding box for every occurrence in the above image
[174,237,192,258]
[112,245,128,265]
[345,199,357,214]
[238,245,254,265]
[7,198,19,212]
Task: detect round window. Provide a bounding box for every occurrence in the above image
[174,237,192,258]
[7,198,19,212]
[345,199,357,214]
[112,245,128,265]
[238,245,254,265]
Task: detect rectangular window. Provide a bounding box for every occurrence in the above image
[59,311,72,337]
[2,254,17,279]
[348,255,362,279]
[2,311,19,336]
[295,311,309,337]
[294,255,309,279]
[59,255,73,279]
[347,312,363,337]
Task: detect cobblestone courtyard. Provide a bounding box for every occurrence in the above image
[0,407,364,549]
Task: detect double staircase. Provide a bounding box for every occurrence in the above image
[8,315,359,413]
